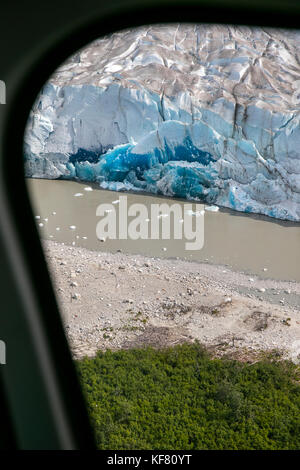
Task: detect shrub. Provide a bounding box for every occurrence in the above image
[76,344,300,450]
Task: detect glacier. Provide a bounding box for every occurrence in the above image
[24,24,300,221]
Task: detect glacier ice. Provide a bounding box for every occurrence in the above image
[24,24,300,221]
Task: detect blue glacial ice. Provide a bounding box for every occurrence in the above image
[24,24,300,221]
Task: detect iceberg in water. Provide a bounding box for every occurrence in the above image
[24,24,300,221]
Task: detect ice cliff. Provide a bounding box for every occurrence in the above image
[24,24,300,221]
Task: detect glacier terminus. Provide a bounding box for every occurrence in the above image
[24,24,300,221]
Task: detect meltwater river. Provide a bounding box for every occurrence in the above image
[27,178,300,282]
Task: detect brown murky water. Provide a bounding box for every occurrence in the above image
[27,178,300,282]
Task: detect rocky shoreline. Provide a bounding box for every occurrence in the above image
[43,240,300,363]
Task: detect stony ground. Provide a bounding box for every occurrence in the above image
[43,240,300,363]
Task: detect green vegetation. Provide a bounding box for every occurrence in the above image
[76,343,300,450]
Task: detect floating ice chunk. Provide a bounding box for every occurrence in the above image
[186,209,205,217]
[205,205,219,212]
